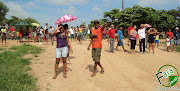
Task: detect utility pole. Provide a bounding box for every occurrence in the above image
[122,0,124,11]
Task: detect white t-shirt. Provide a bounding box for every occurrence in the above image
[166,38,170,46]
[138,28,146,39]
[44,26,48,30]
[69,28,74,34]
[87,29,90,34]
[49,28,54,33]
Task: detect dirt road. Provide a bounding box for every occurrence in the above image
[10,39,179,91]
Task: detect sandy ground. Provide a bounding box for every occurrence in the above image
[2,39,180,91]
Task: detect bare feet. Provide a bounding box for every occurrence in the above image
[91,73,95,77]
[124,50,127,52]
[63,74,67,78]
[53,75,57,79]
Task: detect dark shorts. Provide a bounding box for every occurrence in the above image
[92,48,101,62]
[103,33,106,36]
[26,34,29,36]
[71,34,74,38]
[45,34,49,40]
[174,40,179,45]
[117,40,124,46]
[1,33,6,37]
[148,39,155,43]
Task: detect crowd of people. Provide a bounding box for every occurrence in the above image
[0,20,179,78]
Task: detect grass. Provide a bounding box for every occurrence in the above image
[0,44,43,91]
[160,40,180,52]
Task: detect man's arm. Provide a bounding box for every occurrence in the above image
[87,39,93,50]
[102,24,107,31]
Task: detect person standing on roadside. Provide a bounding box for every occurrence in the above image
[107,25,116,53]
[44,23,49,45]
[69,26,75,42]
[128,23,133,46]
[87,20,106,77]
[173,27,179,51]
[166,29,173,51]
[138,24,148,54]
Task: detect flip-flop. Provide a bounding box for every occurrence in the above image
[101,70,104,74]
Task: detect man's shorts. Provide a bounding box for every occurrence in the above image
[174,40,179,45]
[70,34,74,38]
[170,40,173,44]
[103,33,106,37]
[92,48,101,62]
[117,40,124,46]
[45,34,49,40]
[1,33,6,37]
[155,40,159,43]
[56,46,68,58]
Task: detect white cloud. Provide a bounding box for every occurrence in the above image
[92,7,102,12]
[25,1,36,8]
[44,0,88,5]
[5,1,29,19]
[62,6,78,15]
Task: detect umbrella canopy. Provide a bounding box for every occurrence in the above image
[31,23,40,27]
[144,24,152,27]
[55,15,78,25]
[15,22,29,26]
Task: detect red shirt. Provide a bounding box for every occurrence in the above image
[91,27,103,48]
[10,27,15,31]
[108,29,115,39]
[166,32,173,40]
[128,27,133,33]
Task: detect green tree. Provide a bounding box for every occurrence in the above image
[6,16,23,26]
[0,1,9,25]
[23,17,39,25]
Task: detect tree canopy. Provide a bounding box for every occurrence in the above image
[0,1,39,27]
[89,5,180,32]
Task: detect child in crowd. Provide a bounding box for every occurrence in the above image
[166,35,171,52]
[16,31,20,42]
[155,32,161,48]
[34,31,37,43]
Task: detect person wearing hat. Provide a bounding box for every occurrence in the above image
[173,27,179,51]
[87,20,106,77]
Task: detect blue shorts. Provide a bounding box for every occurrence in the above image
[103,33,106,36]
[174,40,179,45]
[155,40,159,43]
[70,34,74,38]
[170,40,172,44]
[117,40,124,46]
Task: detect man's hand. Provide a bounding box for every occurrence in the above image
[87,47,90,50]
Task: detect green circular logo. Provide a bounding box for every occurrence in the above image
[157,65,179,87]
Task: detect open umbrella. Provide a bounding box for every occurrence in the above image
[54,15,78,25]
[144,24,152,27]
[15,22,29,26]
[31,23,40,27]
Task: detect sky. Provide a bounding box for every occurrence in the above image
[1,0,180,28]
